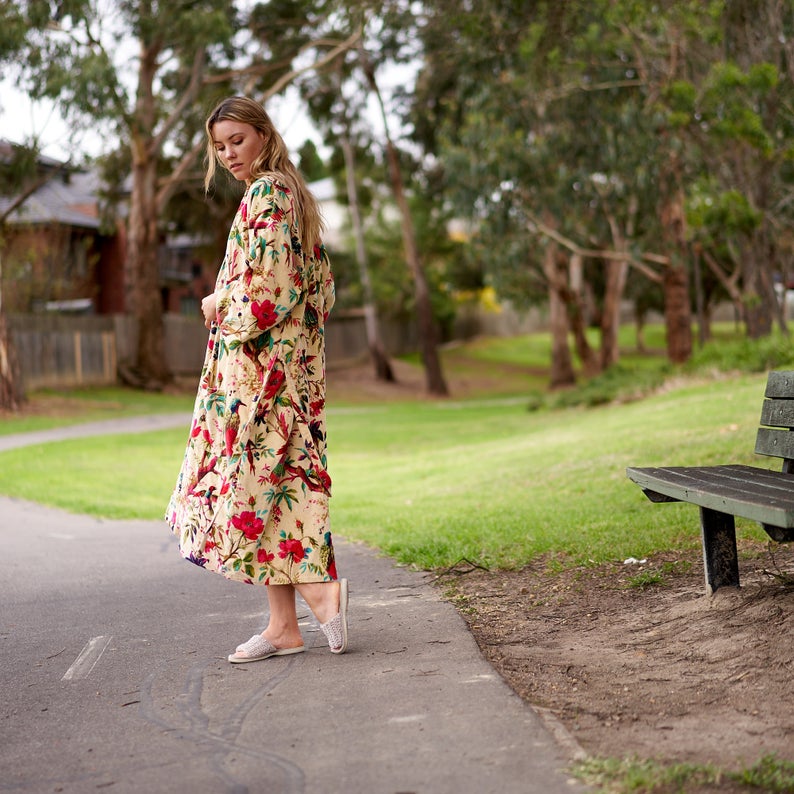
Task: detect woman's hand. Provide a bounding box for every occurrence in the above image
[201,293,218,330]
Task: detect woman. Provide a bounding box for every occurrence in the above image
[166,96,347,663]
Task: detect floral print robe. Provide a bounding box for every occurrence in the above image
[166,175,337,585]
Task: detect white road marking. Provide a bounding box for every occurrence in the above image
[61,635,112,681]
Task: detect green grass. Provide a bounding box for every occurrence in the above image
[326,373,769,569]
[575,754,794,793]
[0,358,773,568]
[0,386,193,435]
[0,431,188,519]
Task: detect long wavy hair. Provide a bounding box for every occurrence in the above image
[205,96,325,252]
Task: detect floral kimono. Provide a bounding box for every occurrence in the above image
[167,175,336,585]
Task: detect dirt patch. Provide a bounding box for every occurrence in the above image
[442,544,794,772]
[326,353,542,403]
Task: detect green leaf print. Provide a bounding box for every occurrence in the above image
[204,391,227,415]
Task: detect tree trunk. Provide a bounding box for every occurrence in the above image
[663,264,692,363]
[339,133,395,382]
[658,184,693,362]
[542,245,575,388]
[742,241,776,339]
[121,39,171,389]
[600,257,629,370]
[125,148,170,388]
[0,246,23,409]
[0,170,52,409]
[692,245,708,346]
[359,47,448,396]
[0,312,23,411]
[565,252,599,376]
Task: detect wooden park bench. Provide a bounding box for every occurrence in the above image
[626,370,794,594]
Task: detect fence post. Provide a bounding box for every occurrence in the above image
[74,331,82,384]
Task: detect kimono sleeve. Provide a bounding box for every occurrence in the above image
[217,181,303,344]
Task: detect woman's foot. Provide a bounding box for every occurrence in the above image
[228,633,305,664]
[320,578,349,654]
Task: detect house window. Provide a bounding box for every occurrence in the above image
[66,233,91,279]
[181,296,199,315]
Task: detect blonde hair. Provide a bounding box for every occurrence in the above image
[205,96,325,253]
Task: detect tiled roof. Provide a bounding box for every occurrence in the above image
[0,168,102,230]
[0,138,102,230]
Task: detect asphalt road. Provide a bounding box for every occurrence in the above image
[0,426,586,794]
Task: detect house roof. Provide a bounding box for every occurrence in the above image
[0,169,102,230]
[0,141,102,230]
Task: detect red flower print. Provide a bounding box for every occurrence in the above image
[231,510,264,540]
[278,538,306,562]
[257,548,275,564]
[316,469,332,493]
[264,369,285,400]
[251,299,279,329]
[204,540,216,551]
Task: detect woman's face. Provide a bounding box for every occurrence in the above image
[211,120,266,184]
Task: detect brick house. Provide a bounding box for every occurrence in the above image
[0,144,128,315]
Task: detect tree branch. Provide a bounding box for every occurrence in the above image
[150,46,207,156]
[0,171,53,225]
[526,211,666,283]
[540,78,645,104]
[259,28,362,101]
[156,28,361,211]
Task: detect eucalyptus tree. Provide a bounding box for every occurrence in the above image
[1,1,358,388]
[299,1,450,395]
[0,143,49,410]
[411,0,717,380]
[668,0,794,338]
[301,54,396,383]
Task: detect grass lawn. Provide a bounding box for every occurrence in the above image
[0,328,775,570]
[0,385,193,435]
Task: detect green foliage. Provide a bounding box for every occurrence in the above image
[297,139,329,182]
[410,0,794,353]
[548,361,672,409]
[625,559,692,590]
[735,754,794,791]
[573,753,794,793]
[0,3,27,57]
[626,569,664,589]
[686,182,762,238]
[686,332,794,374]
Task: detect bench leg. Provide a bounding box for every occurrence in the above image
[699,507,740,595]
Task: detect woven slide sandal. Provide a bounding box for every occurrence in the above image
[228,634,305,664]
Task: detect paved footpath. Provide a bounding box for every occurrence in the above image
[0,416,588,794]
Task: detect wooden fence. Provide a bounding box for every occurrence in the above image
[8,310,419,391]
[8,303,545,392]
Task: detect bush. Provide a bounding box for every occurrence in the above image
[687,332,794,374]
[546,362,672,409]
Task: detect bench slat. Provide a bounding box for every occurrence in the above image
[765,371,794,398]
[754,427,794,459]
[625,464,794,527]
[759,398,794,429]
